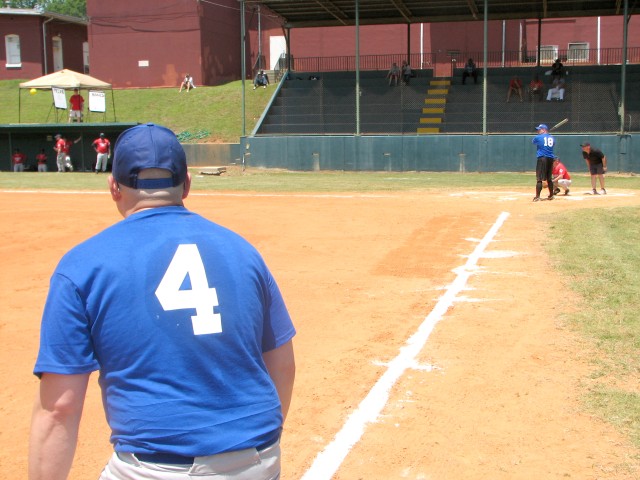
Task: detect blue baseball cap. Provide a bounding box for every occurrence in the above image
[535,124,548,130]
[113,123,187,189]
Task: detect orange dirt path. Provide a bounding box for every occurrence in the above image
[1,188,638,480]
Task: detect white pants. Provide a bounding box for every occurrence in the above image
[69,110,83,122]
[38,164,48,172]
[554,178,572,191]
[96,153,109,172]
[57,153,66,172]
[98,441,280,480]
[547,87,564,100]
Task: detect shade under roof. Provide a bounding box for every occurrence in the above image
[244,0,634,28]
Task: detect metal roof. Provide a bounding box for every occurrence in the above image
[0,7,88,25]
[244,0,633,28]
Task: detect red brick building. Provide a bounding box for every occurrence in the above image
[0,7,88,81]
[87,0,243,89]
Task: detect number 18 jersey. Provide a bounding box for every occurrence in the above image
[533,132,555,158]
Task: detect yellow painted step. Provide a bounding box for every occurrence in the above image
[427,88,448,95]
[425,98,446,104]
[420,118,442,124]
[417,127,440,134]
[430,79,451,86]
[423,107,445,114]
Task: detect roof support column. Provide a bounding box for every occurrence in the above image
[355,0,361,135]
[536,19,542,67]
[240,0,246,137]
[283,27,291,71]
[482,0,488,135]
[620,0,628,134]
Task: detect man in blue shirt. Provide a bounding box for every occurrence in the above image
[30,124,296,479]
[532,123,556,201]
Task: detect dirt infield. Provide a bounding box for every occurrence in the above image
[1,188,639,480]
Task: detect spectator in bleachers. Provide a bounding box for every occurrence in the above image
[546,77,566,101]
[529,75,543,101]
[506,75,523,102]
[387,62,400,86]
[551,58,564,81]
[462,58,478,84]
[253,70,270,89]
[401,61,412,85]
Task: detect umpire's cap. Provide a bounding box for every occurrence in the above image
[113,123,187,189]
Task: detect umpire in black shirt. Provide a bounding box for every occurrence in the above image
[581,142,607,195]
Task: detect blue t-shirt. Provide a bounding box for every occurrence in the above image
[532,132,555,158]
[34,206,296,456]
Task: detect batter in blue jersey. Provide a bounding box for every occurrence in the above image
[532,123,556,201]
[30,124,296,480]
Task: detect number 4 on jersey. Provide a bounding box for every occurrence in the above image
[155,244,222,335]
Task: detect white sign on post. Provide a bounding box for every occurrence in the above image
[52,87,67,109]
[89,90,106,113]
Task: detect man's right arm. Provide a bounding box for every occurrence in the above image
[29,372,90,480]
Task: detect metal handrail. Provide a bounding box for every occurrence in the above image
[290,47,640,73]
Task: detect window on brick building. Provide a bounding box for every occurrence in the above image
[5,34,21,68]
[568,42,590,62]
[538,45,558,64]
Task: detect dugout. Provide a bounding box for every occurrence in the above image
[0,123,137,172]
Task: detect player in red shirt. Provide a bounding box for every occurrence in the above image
[92,133,111,173]
[552,157,572,195]
[68,88,84,123]
[35,148,48,172]
[54,134,81,172]
[12,148,26,172]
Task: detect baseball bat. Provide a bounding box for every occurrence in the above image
[550,118,569,131]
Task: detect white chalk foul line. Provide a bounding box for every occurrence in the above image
[300,211,511,480]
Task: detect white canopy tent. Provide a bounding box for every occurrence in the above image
[18,69,117,122]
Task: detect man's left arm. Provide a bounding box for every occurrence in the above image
[602,155,607,171]
[29,372,90,480]
[263,340,295,422]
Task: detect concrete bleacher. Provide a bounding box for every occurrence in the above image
[257,70,432,135]
[256,65,640,135]
[446,64,640,133]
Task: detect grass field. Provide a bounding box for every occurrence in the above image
[0,79,271,143]
[547,207,640,448]
[3,169,640,192]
